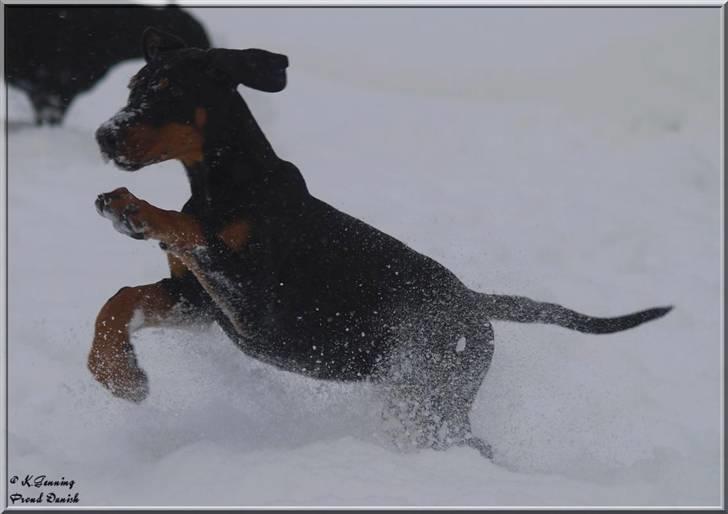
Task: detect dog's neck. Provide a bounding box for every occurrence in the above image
[209,92,279,169]
[184,93,280,206]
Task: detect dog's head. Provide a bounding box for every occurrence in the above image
[96,28,288,171]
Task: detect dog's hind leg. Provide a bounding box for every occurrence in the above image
[380,316,495,458]
[431,319,495,458]
[88,278,211,402]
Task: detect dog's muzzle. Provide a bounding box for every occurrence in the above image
[95,125,119,160]
[96,111,144,171]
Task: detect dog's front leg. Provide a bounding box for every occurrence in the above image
[95,187,259,340]
[88,280,185,402]
[95,187,206,249]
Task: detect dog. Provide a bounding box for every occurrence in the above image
[89,28,672,458]
[5,6,209,125]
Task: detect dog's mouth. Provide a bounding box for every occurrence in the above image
[98,150,142,172]
[111,155,145,172]
[98,146,150,172]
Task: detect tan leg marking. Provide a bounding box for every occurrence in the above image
[167,254,190,279]
[88,282,177,402]
[99,187,205,250]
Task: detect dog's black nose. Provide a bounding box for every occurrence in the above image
[95,126,118,156]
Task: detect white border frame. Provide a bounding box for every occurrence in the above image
[0,1,724,511]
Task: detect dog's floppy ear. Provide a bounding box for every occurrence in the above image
[206,48,288,93]
[142,27,187,62]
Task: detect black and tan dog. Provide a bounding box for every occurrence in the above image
[90,28,671,458]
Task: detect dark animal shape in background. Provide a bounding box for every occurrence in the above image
[5,6,210,125]
[90,29,672,459]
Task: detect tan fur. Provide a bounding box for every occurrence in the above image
[122,108,207,166]
[167,254,190,278]
[217,220,251,251]
[102,187,205,250]
[87,282,176,400]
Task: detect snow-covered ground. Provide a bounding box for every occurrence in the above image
[5,7,722,507]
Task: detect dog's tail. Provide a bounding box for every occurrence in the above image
[477,293,672,334]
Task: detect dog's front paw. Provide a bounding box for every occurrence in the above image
[107,366,149,403]
[88,345,150,403]
[95,187,151,240]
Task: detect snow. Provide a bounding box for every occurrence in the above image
[5,7,721,508]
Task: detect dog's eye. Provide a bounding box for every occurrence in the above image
[170,86,184,98]
[156,77,170,91]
